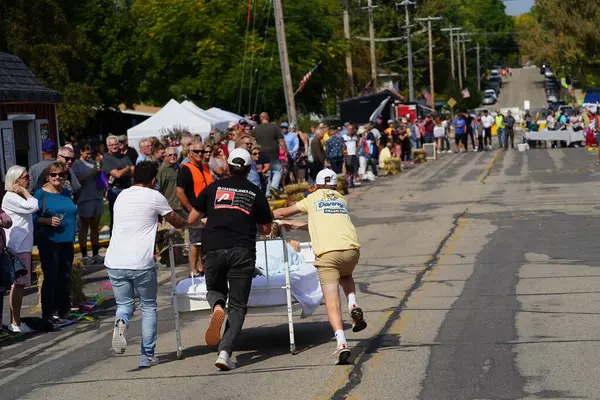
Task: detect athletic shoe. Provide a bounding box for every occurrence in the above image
[92,254,105,264]
[205,307,225,346]
[333,343,351,365]
[82,256,94,266]
[139,355,160,368]
[112,319,127,354]
[215,350,236,371]
[9,322,34,334]
[350,307,367,333]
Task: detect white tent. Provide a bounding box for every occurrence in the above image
[126,99,212,150]
[181,101,229,132]
[206,107,244,124]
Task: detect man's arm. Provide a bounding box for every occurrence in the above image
[273,204,301,219]
[276,219,308,231]
[163,211,190,229]
[176,187,193,212]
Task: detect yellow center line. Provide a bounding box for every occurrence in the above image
[478,149,503,183]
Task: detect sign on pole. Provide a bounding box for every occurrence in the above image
[447,97,457,108]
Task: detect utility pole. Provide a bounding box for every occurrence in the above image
[273,0,297,124]
[441,27,461,81]
[399,0,416,101]
[416,16,442,109]
[476,42,481,91]
[456,33,463,89]
[367,0,378,88]
[343,0,355,96]
[462,33,468,79]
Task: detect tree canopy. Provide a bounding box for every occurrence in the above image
[0,0,518,135]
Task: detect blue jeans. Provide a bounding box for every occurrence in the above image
[267,160,284,194]
[108,267,158,357]
[497,128,505,148]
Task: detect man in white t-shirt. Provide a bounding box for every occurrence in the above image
[342,124,359,187]
[481,110,495,151]
[105,161,196,368]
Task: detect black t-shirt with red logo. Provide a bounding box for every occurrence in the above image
[193,175,273,252]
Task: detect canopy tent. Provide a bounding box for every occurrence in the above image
[126,99,211,150]
[206,107,244,124]
[181,101,229,132]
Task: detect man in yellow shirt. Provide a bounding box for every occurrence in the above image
[273,169,366,364]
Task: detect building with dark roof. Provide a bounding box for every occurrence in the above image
[0,52,61,175]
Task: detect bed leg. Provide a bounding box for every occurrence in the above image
[169,237,183,360]
[281,232,297,355]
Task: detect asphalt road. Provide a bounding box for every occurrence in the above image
[3,78,600,399]
[489,66,548,110]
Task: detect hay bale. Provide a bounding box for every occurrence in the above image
[32,259,86,314]
[283,182,310,195]
[337,174,349,195]
[413,149,427,164]
[382,158,403,175]
[287,192,306,205]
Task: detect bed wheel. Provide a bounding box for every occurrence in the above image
[177,350,183,360]
[290,344,296,355]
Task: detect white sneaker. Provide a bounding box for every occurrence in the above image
[333,343,351,365]
[112,319,127,354]
[82,256,94,266]
[9,322,34,334]
[215,350,236,371]
[139,355,160,368]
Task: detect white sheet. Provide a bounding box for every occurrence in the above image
[524,129,585,145]
[175,243,322,317]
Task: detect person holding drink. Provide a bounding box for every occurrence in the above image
[72,144,106,265]
[33,162,78,324]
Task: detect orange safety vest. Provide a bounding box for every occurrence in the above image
[183,162,213,197]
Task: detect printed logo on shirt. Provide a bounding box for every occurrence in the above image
[214,186,255,215]
[314,191,348,215]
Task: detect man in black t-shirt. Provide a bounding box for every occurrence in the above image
[187,148,273,371]
[103,135,134,232]
[253,112,287,195]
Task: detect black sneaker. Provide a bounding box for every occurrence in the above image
[350,307,367,333]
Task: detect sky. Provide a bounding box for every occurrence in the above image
[504,0,534,16]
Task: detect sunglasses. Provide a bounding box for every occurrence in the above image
[252,152,260,156]
[59,155,74,162]
[190,149,207,154]
[167,153,177,157]
[49,172,67,178]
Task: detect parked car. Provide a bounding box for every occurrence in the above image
[547,95,558,104]
[482,94,496,105]
[489,75,503,87]
[484,89,498,101]
[487,82,501,95]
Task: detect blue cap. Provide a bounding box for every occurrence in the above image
[281,122,289,128]
[41,140,56,153]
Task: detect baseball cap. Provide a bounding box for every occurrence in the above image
[227,148,251,167]
[238,118,248,125]
[281,122,289,128]
[315,168,338,186]
[41,140,56,153]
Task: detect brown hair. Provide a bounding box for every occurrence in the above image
[45,161,67,182]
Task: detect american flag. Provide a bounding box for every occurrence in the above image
[393,81,400,92]
[294,61,322,95]
[461,88,471,99]
[363,79,374,95]
[423,87,432,106]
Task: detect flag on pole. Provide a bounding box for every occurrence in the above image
[461,88,471,99]
[294,61,322,95]
[393,81,400,93]
[363,79,374,95]
[423,87,432,106]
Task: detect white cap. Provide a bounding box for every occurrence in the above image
[228,121,237,129]
[406,114,411,118]
[315,169,338,186]
[227,148,251,167]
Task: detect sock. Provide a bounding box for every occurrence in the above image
[92,245,100,256]
[335,329,347,346]
[347,293,357,311]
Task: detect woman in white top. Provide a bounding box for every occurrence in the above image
[2,165,39,333]
[433,117,445,153]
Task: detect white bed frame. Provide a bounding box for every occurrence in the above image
[168,234,298,360]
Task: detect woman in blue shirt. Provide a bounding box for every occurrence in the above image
[34,161,77,324]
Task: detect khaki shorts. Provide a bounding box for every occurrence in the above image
[313,249,360,285]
